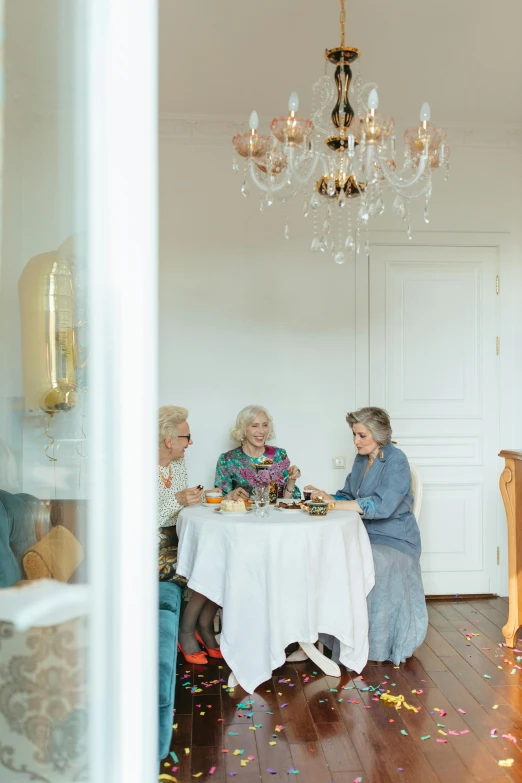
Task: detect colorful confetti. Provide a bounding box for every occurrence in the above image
[380,692,418,712]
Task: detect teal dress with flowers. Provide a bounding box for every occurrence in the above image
[214,445,301,499]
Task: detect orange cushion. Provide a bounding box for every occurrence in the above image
[23,525,84,582]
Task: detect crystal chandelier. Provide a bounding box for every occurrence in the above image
[231,0,449,264]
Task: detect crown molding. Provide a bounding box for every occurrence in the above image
[159,113,522,152]
[9,109,522,153]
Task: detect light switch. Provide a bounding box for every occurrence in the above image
[333,456,346,469]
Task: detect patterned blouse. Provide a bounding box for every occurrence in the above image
[214,445,301,499]
[158,459,188,586]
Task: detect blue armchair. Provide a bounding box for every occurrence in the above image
[158,581,182,760]
[0,490,47,587]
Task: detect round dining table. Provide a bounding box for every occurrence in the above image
[176,503,375,694]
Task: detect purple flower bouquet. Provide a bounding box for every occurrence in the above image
[239,458,290,488]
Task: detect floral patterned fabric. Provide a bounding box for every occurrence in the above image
[214,445,301,499]
[158,460,188,587]
[158,525,188,587]
[0,618,88,782]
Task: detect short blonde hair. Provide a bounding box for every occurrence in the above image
[159,405,188,447]
[346,407,392,447]
[230,405,275,443]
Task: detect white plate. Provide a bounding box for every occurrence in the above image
[274,502,305,513]
[214,506,253,514]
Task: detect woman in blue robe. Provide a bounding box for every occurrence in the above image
[307,406,428,665]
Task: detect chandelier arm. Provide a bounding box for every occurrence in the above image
[393,179,432,200]
[286,147,324,185]
[376,151,429,190]
[247,161,288,192]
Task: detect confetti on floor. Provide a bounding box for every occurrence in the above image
[170,637,522,781]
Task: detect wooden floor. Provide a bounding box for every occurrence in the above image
[161,597,522,783]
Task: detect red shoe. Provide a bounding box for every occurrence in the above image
[195,631,224,659]
[177,641,208,665]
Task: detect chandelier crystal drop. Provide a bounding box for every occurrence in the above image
[231,0,449,263]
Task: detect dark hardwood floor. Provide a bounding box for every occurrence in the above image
[161,598,522,783]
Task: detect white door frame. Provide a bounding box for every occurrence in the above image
[87,1,159,780]
[356,230,513,596]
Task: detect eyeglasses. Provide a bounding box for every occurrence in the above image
[177,434,191,441]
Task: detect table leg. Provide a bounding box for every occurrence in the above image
[298,642,341,677]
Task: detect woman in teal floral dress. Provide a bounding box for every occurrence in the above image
[215,405,302,501]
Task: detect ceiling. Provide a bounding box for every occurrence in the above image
[5,0,522,131]
[159,0,522,128]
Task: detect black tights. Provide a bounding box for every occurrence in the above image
[178,591,219,654]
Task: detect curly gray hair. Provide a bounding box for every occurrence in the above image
[346,407,392,447]
[230,404,275,443]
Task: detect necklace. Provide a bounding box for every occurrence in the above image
[159,463,173,489]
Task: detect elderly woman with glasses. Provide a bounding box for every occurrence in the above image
[306,406,428,667]
[158,406,222,664]
[214,404,302,502]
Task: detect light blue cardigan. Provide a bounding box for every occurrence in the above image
[334,442,421,559]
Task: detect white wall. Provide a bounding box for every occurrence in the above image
[159,134,522,594]
[0,0,89,500]
[159,142,358,492]
[0,111,90,499]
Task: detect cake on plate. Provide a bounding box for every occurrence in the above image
[220,499,246,513]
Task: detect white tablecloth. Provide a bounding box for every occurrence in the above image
[176,505,375,693]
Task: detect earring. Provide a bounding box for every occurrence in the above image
[378,448,384,459]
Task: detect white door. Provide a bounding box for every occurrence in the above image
[368,244,499,595]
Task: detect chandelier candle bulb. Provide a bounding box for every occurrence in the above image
[249,111,259,130]
[420,102,431,122]
[368,88,379,110]
[288,92,299,113]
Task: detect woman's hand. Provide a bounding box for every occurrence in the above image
[287,465,301,481]
[225,487,249,502]
[311,489,334,502]
[176,486,204,506]
[304,484,319,492]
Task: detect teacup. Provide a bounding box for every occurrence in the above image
[205,491,222,505]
